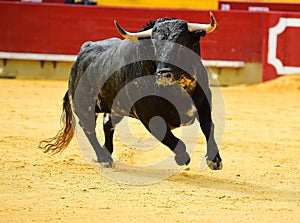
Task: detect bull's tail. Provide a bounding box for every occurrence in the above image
[39,91,74,154]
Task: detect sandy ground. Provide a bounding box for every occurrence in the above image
[0,75,299,222]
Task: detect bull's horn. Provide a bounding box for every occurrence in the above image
[114,20,152,41]
[187,12,217,33]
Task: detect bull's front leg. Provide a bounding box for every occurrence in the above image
[102,113,115,155]
[192,85,222,170]
[102,113,123,155]
[140,116,190,166]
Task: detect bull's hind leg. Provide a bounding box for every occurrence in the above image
[84,130,114,168]
[140,117,190,166]
[77,108,113,167]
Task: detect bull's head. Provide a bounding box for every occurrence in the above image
[114,13,216,93]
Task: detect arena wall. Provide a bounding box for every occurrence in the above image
[0,2,299,84]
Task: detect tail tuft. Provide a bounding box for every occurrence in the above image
[39,91,74,154]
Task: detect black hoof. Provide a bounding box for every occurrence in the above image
[206,153,222,170]
[97,154,114,168]
[175,152,190,166]
[206,160,223,170]
[100,161,114,168]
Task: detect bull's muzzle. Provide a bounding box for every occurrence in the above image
[157,71,173,79]
[156,70,174,86]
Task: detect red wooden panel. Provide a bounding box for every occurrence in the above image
[262,12,300,81]
[277,27,300,67]
[202,11,265,62]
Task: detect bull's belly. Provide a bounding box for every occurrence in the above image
[100,79,198,129]
[126,109,196,130]
[130,95,197,130]
[162,106,197,129]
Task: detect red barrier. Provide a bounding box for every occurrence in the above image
[0,2,264,62]
[1,2,300,81]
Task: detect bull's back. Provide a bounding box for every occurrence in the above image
[68,38,123,98]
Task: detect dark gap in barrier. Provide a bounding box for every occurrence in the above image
[0,75,16,79]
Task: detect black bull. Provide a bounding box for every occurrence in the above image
[39,13,223,170]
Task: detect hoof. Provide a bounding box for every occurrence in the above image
[100,161,114,168]
[206,159,223,170]
[175,152,190,166]
[97,155,114,168]
[206,152,222,170]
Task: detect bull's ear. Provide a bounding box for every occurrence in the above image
[193,30,206,41]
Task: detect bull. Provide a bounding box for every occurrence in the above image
[39,12,223,170]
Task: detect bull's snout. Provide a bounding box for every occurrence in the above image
[156,70,174,86]
[156,66,173,76]
[157,71,173,79]
[155,65,175,86]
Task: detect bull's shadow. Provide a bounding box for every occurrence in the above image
[170,170,297,204]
